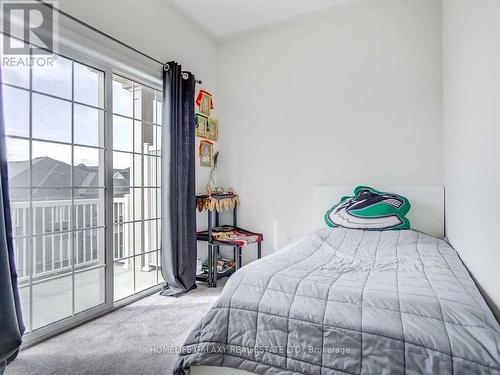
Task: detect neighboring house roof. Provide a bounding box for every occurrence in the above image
[8,157,131,201]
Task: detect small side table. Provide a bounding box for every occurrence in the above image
[195,194,263,288]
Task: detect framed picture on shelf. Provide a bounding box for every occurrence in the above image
[199,140,214,167]
[196,114,208,138]
[207,117,218,141]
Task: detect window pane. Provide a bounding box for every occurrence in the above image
[144,188,156,220]
[74,228,104,267]
[113,115,133,152]
[113,190,131,223]
[114,223,133,259]
[13,236,30,281]
[133,121,143,153]
[74,146,104,187]
[155,91,162,125]
[113,75,162,303]
[33,232,72,277]
[112,76,133,117]
[135,254,157,292]
[32,275,72,329]
[75,267,105,313]
[3,86,29,137]
[74,188,105,228]
[2,43,30,88]
[134,222,142,255]
[133,84,155,121]
[32,55,72,99]
[143,156,156,187]
[74,63,104,108]
[10,188,30,237]
[32,192,72,235]
[154,125,161,154]
[133,154,142,186]
[74,105,104,147]
[144,220,158,251]
[113,174,131,206]
[113,150,132,170]
[133,86,141,121]
[6,137,29,187]
[114,260,134,301]
[143,123,155,154]
[132,188,142,221]
[33,94,72,143]
[32,141,72,186]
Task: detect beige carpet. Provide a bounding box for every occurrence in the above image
[5,281,225,375]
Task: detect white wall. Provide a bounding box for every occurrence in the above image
[442,0,500,317]
[57,0,216,89]
[216,0,443,257]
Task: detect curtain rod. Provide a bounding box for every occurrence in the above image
[36,0,203,85]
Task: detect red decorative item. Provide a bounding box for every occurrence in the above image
[196,90,214,115]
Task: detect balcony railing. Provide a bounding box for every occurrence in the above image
[12,197,130,283]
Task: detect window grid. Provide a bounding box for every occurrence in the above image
[4,49,107,332]
[113,112,162,127]
[7,134,105,152]
[112,74,162,301]
[12,224,105,240]
[2,81,105,112]
[4,51,163,331]
[2,34,164,341]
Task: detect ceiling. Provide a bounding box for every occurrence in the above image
[167,0,357,39]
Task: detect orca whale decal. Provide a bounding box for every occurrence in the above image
[325,186,411,230]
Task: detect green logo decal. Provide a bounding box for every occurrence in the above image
[325,186,411,231]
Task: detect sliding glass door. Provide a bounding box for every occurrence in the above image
[2,45,163,339]
[3,50,106,332]
[112,74,162,301]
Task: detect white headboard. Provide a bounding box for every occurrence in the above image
[312,186,445,238]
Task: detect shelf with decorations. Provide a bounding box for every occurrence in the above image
[195,190,263,288]
[194,89,264,288]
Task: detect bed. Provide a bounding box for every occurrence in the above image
[174,187,500,375]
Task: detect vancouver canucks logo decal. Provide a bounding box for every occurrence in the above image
[325,186,411,230]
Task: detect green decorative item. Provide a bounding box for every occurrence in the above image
[325,186,411,230]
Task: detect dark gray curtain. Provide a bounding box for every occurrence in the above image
[0,68,25,373]
[160,62,197,297]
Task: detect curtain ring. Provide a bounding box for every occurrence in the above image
[182,72,190,80]
[163,63,170,72]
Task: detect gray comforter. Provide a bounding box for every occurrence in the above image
[175,228,500,374]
